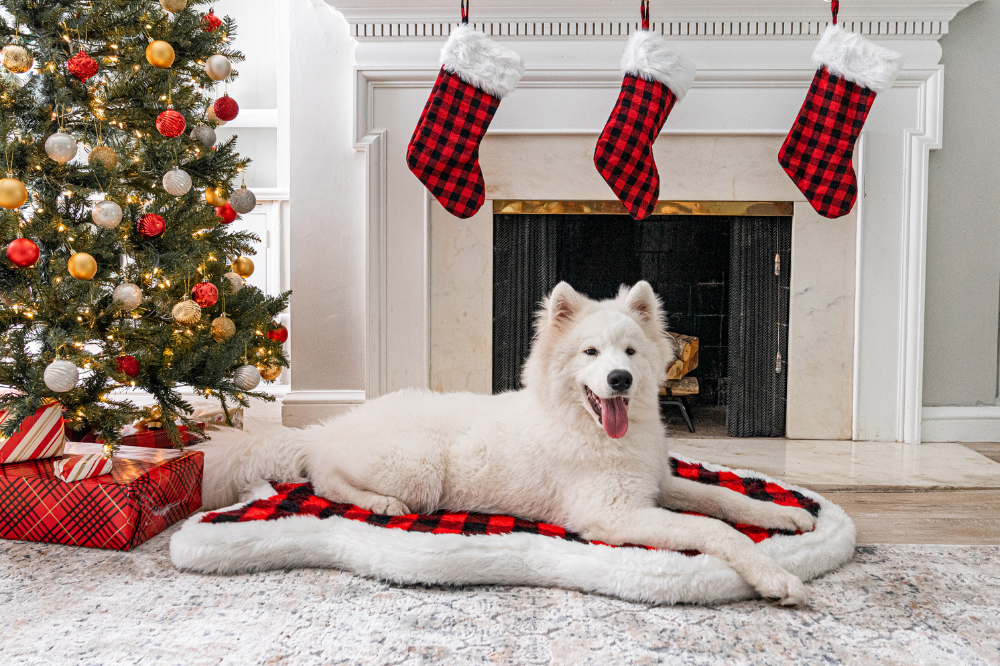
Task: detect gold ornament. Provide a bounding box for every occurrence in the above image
[171,298,202,325]
[204,186,228,207]
[88,145,118,170]
[211,314,236,341]
[145,40,175,69]
[67,252,97,280]
[2,44,32,74]
[0,177,28,209]
[259,362,282,381]
[205,104,227,126]
[231,256,254,278]
[160,0,187,12]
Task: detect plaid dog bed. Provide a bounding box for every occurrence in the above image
[171,456,853,605]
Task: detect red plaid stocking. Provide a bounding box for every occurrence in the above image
[594,31,694,221]
[779,22,901,219]
[407,25,524,219]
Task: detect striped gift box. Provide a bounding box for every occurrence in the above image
[0,402,66,464]
[53,453,114,483]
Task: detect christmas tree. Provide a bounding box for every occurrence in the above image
[0,0,289,451]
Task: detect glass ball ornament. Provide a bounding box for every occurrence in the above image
[213,95,239,122]
[171,298,202,325]
[145,40,175,68]
[116,355,140,379]
[191,124,216,148]
[1,44,32,74]
[229,186,257,214]
[191,281,219,308]
[0,177,28,209]
[113,282,143,311]
[222,272,244,294]
[44,359,79,393]
[259,362,283,381]
[92,200,123,228]
[45,130,78,164]
[267,324,288,344]
[68,252,97,280]
[211,314,236,342]
[204,186,227,207]
[231,256,254,278]
[215,202,237,224]
[162,168,192,196]
[205,55,231,81]
[205,105,227,126]
[160,0,187,12]
[6,238,39,268]
[156,108,186,138]
[233,365,261,391]
[137,213,166,238]
[88,145,118,170]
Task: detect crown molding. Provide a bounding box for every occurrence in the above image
[328,0,976,39]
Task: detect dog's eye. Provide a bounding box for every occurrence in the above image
[626,348,635,356]
[584,348,598,356]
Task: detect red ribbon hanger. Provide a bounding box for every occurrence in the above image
[830,0,839,25]
[461,0,469,25]
[641,0,650,31]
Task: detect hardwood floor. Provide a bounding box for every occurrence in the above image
[965,442,1000,464]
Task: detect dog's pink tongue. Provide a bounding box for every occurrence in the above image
[600,397,629,438]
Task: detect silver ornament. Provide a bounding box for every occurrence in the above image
[228,186,257,214]
[92,200,123,229]
[45,130,78,164]
[222,272,244,294]
[113,282,143,311]
[162,167,192,196]
[44,359,79,393]
[190,124,216,149]
[233,365,261,391]
[160,0,187,12]
[171,299,202,325]
[205,54,232,82]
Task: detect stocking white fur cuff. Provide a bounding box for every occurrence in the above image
[812,24,902,94]
[621,31,696,100]
[440,25,525,99]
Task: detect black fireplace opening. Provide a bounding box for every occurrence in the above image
[492,213,791,437]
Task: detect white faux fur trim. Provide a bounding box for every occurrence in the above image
[621,31,696,100]
[812,24,902,94]
[170,457,856,606]
[440,25,525,99]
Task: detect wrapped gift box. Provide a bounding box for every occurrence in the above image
[119,423,204,449]
[0,402,66,464]
[0,442,203,550]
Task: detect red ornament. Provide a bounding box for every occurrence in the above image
[156,108,186,138]
[202,10,223,32]
[267,324,288,344]
[215,202,237,224]
[137,214,166,238]
[67,49,99,82]
[191,282,219,308]
[213,95,239,122]
[116,355,140,379]
[6,238,40,268]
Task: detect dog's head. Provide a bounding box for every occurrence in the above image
[522,281,675,439]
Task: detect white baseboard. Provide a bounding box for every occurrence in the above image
[280,389,367,427]
[921,406,1000,442]
[281,389,366,405]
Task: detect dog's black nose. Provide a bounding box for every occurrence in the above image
[607,370,632,392]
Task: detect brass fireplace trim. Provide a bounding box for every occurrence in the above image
[493,200,794,217]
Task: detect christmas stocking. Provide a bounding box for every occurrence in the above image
[779,16,901,218]
[407,25,524,219]
[594,29,695,221]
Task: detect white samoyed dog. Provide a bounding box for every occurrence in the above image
[198,281,816,605]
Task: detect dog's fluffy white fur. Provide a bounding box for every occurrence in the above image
[621,31,696,100]
[440,25,524,99]
[195,282,817,605]
[812,24,902,94]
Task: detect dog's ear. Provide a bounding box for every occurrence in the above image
[624,281,667,338]
[544,282,583,329]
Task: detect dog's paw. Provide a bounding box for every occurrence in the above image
[368,495,411,516]
[756,569,809,607]
[758,505,817,534]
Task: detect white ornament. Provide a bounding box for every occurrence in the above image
[233,365,261,391]
[113,282,143,310]
[190,124,216,149]
[171,299,202,325]
[205,55,232,81]
[228,186,257,214]
[92,200,123,229]
[162,168,192,196]
[45,130,78,164]
[44,359,79,393]
[222,272,244,294]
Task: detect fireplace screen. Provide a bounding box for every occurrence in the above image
[492,207,791,437]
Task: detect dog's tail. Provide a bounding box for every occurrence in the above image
[190,416,311,510]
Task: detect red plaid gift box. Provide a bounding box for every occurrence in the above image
[120,423,204,449]
[0,441,203,550]
[0,402,66,463]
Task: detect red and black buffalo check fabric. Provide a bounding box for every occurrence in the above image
[0,449,202,550]
[594,74,678,221]
[407,68,501,220]
[202,458,820,555]
[778,67,877,219]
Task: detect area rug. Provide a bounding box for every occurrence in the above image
[170,457,856,604]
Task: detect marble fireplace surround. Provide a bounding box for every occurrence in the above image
[289,0,978,443]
